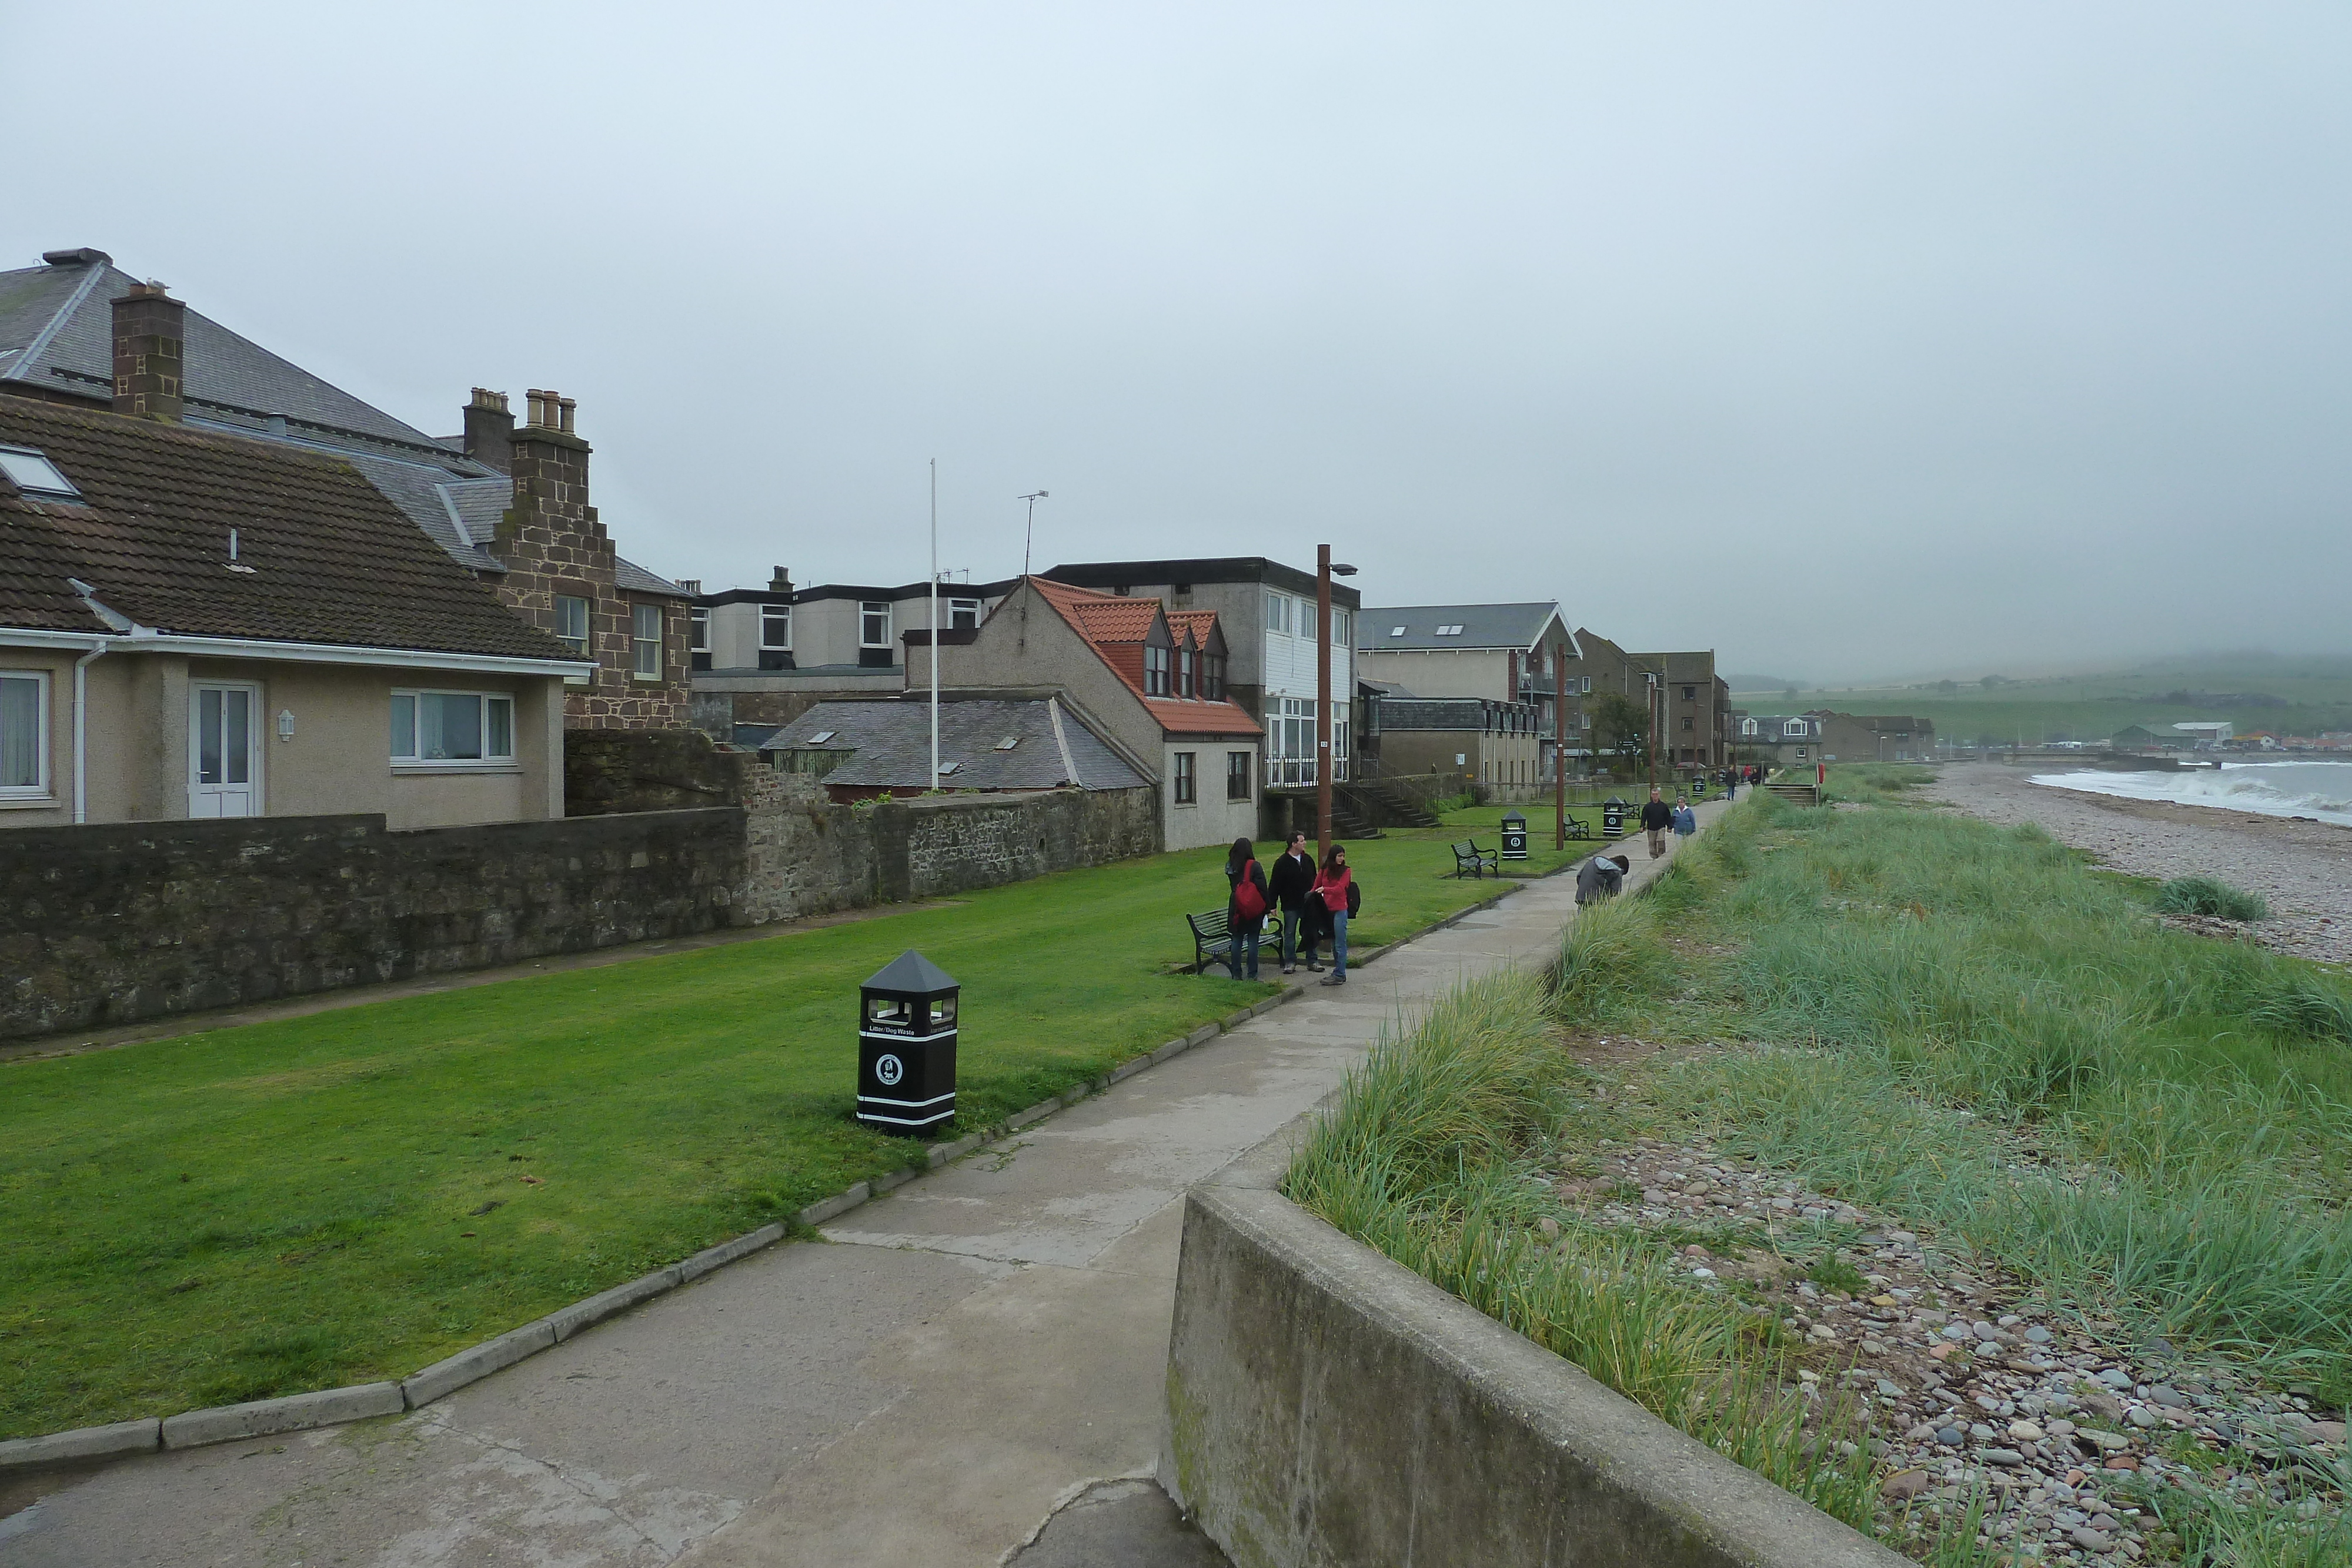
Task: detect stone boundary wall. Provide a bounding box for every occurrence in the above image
[0,810,746,1042]
[0,769,1160,1044]
[1162,1165,1909,1568]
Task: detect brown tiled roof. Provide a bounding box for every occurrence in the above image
[1026,577,1259,736]
[0,394,575,661]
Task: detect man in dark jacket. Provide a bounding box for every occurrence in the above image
[1267,831,1317,973]
[1640,787,1674,859]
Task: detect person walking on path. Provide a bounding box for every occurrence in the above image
[1672,796,1698,845]
[1723,767,1738,801]
[1222,837,1270,981]
[1641,786,1675,859]
[1309,846,1359,986]
[1267,831,1317,974]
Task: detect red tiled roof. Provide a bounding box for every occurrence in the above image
[1026,577,1259,736]
[1164,609,1217,650]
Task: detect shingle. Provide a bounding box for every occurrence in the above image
[1357,602,1567,652]
[615,557,687,597]
[0,394,577,661]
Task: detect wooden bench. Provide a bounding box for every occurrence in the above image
[1452,841,1499,879]
[1187,908,1250,975]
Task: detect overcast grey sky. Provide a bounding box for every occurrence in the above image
[11,2,2348,681]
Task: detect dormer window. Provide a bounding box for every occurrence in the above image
[0,446,79,499]
[1144,644,1171,697]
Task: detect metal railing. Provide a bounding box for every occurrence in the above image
[1264,755,1351,787]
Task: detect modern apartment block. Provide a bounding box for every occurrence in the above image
[1046,558,1359,790]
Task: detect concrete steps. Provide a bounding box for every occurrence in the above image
[1764,781,1820,807]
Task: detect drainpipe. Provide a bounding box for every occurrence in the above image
[72,639,107,824]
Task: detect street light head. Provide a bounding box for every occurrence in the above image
[1331,563,1358,576]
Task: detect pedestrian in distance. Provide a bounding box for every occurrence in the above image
[1222,837,1269,981]
[1309,845,1361,986]
[1672,796,1698,844]
[1640,786,1674,859]
[1267,831,1317,974]
[1723,767,1738,801]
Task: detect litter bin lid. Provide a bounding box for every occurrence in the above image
[862,949,961,995]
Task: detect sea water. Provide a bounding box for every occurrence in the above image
[2030,760,2352,828]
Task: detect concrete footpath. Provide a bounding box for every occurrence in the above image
[0,803,1727,1568]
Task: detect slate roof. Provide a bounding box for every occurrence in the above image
[0,250,685,597]
[1358,602,1573,654]
[1025,577,1261,737]
[763,697,1148,792]
[0,393,579,661]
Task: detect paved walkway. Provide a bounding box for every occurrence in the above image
[0,805,1728,1568]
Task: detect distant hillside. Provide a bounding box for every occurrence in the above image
[1724,676,1813,695]
[1785,653,2352,744]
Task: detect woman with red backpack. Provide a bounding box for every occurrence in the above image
[1223,836,1271,981]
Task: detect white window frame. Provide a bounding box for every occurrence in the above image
[860,601,892,648]
[949,597,981,631]
[631,602,663,680]
[760,604,793,650]
[1581,676,1592,693]
[0,670,52,801]
[1299,600,1317,641]
[189,680,265,817]
[556,594,592,685]
[1265,590,1290,637]
[1783,720,1808,738]
[689,606,710,655]
[1172,750,1197,805]
[390,688,519,770]
[1332,607,1350,647]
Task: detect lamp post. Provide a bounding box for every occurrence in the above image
[1315,547,1357,858]
[1554,634,1568,850]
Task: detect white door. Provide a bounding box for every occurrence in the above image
[189,683,262,817]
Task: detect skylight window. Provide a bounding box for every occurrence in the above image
[1389,626,1406,637]
[807,730,837,744]
[938,761,962,775]
[1434,624,1465,637]
[994,736,1021,750]
[0,446,79,499]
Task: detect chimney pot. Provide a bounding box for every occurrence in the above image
[770,566,794,593]
[112,279,185,422]
[677,579,702,594]
[557,396,576,434]
[525,390,552,427]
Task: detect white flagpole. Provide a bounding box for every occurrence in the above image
[930,458,940,790]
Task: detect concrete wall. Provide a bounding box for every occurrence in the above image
[0,647,566,831]
[1356,645,1512,702]
[1163,1173,1910,1568]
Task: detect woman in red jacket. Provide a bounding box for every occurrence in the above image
[1224,836,1271,981]
[1308,845,1357,986]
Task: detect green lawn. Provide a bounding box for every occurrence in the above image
[0,825,1521,1439]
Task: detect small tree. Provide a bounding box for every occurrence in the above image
[1595,692,1649,763]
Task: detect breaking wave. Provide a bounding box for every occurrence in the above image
[2030,762,2352,828]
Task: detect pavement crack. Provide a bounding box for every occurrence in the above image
[410,1405,671,1556]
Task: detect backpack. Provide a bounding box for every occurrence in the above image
[1232,861,1268,922]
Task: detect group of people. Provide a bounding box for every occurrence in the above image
[1221,834,1361,986]
[1636,785,1699,858]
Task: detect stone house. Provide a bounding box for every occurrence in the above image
[904,576,1261,852]
[0,390,586,829]
[1636,650,1733,769]
[0,248,691,733]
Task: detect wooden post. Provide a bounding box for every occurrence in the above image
[1316,544,1334,860]
[1548,644,1563,836]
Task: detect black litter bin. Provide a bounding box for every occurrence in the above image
[1499,808,1528,861]
[1602,797,1627,838]
[855,950,960,1135]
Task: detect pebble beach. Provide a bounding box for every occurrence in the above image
[1928,763,2352,968]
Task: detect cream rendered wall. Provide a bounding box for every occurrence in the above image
[1355,647,1513,700]
[0,648,76,828]
[0,651,564,831]
[1163,737,1258,852]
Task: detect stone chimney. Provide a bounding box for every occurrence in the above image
[112,281,184,422]
[462,387,514,473]
[498,388,595,552]
[770,566,794,593]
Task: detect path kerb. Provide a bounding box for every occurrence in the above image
[0,875,1536,1472]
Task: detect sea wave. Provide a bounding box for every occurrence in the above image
[2030,762,2352,828]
